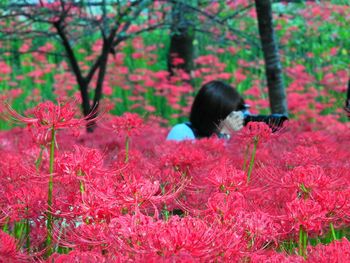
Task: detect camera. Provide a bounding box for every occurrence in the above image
[243,114,288,132]
[240,104,288,132]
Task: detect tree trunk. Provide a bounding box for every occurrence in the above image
[54,22,92,121]
[80,81,91,117]
[167,1,195,76]
[255,0,288,115]
[346,77,350,115]
[273,0,316,3]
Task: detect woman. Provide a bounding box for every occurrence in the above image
[167,80,249,141]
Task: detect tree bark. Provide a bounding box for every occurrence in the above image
[273,0,316,3]
[167,1,195,76]
[345,77,350,115]
[255,0,288,115]
[54,21,91,118]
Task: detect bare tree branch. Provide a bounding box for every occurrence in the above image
[221,4,255,22]
[114,22,168,45]
[159,0,260,47]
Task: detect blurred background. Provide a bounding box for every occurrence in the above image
[0,0,349,129]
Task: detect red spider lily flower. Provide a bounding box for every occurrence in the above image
[56,145,105,178]
[233,210,282,251]
[240,122,272,145]
[249,250,304,262]
[314,189,350,226]
[108,214,239,260]
[107,113,144,137]
[8,100,82,129]
[282,145,321,167]
[171,56,185,66]
[49,251,108,263]
[4,99,94,144]
[207,158,247,193]
[160,141,207,176]
[0,61,12,75]
[285,198,327,234]
[0,149,48,219]
[55,222,109,252]
[118,179,161,206]
[144,216,223,259]
[207,192,247,220]
[53,146,109,214]
[282,165,331,199]
[0,230,25,262]
[234,69,247,84]
[307,238,350,262]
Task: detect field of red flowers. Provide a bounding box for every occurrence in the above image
[0,99,350,262]
[0,1,350,262]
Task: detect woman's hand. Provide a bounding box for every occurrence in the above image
[219,111,244,135]
[345,100,350,118]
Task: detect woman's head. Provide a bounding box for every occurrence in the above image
[190,80,245,137]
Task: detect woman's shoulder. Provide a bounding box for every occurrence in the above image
[166,122,196,141]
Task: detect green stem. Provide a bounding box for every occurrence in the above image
[26,207,30,251]
[77,170,85,195]
[2,217,9,232]
[125,136,130,163]
[79,181,85,194]
[298,226,303,257]
[303,229,307,252]
[46,127,56,255]
[330,222,337,241]
[243,144,250,171]
[298,225,308,259]
[14,221,24,240]
[35,145,45,172]
[26,220,30,250]
[55,219,66,253]
[247,137,258,183]
[160,183,169,221]
[162,204,169,222]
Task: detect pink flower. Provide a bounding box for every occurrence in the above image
[160,141,207,175]
[0,230,24,262]
[49,251,107,263]
[282,145,321,167]
[5,99,84,128]
[249,250,304,262]
[207,192,247,220]
[108,113,144,137]
[207,158,247,192]
[308,238,350,262]
[234,69,247,83]
[0,62,12,75]
[171,56,185,66]
[286,198,327,233]
[282,165,331,198]
[4,99,89,144]
[240,122,272,144]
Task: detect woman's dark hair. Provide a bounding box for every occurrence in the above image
[189,80,245,138]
